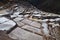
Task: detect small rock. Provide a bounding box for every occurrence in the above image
[10,15,17,19]
[26,11,31,13]
[13,12,20,15]
[33,11,39,14]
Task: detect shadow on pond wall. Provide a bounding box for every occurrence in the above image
[0,0,60,14]
[27,0,60,14]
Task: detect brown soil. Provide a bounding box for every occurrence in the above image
[0,30,14,40]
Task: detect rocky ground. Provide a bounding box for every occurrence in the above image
[0,1,60,40]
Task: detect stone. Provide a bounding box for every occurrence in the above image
[32,14,41,19]
[42,19,49,22]
[13,12,20,15]
[30,21,41,28]
[9,27,43,40]
[33,14,41,17]
[33,11,39,14]
[17,15,23,18]
[55,18,60,21]
[14,17,24,22]
[52,24,60,28]
[21,19,32,24]
[49,19,55,22]
[24,14,30,18]
[42,22,49,36]
[22,25,42,35]
[25,11,31,13]
[10,15,17,19]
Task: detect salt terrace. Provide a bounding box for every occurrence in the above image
[0,1,60,40]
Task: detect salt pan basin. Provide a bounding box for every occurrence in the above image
[0,17,16,31]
